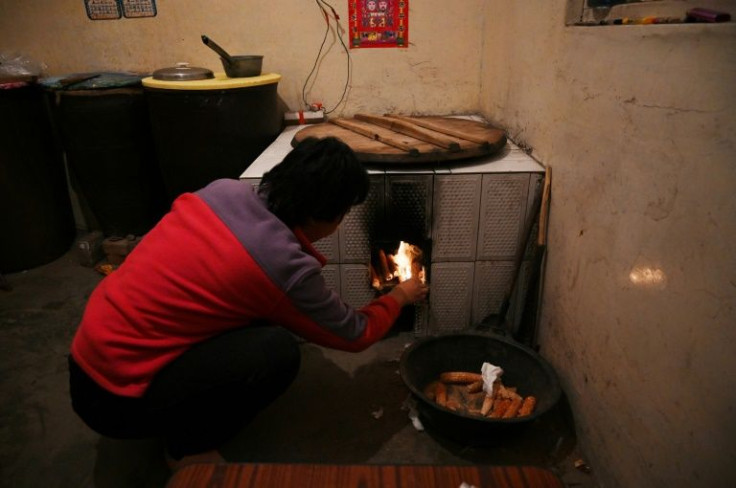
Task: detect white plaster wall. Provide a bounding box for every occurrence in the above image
[0,0,483,116]
[479,2,736,487]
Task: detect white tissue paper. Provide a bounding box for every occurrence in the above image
[409,408,424,431]
[481,362,504,396]
[403,395,425,431]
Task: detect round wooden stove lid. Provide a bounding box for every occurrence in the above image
[291,114,507,164]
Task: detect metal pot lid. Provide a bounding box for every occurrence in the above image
[152,62,214,81]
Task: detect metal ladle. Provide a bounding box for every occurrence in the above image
[201,35,263,78]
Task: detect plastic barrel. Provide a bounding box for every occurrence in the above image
[0,82,75,272]
[143,73,282,203]
[44,73,168,237]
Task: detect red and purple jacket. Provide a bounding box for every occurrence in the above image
[71,179,401,397]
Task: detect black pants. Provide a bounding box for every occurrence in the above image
[68,325,300,459]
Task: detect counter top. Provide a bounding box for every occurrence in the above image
[241,116,544,178]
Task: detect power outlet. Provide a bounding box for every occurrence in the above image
[284,109,325,125]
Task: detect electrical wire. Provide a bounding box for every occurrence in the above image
[301,2,330,109]
[301,0,351,115]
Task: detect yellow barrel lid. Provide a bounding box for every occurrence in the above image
[142,72,280,90]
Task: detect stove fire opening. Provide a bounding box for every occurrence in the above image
[369,239,429,335]
[370,240,427,292]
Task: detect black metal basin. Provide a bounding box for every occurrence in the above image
[399,332,562,445]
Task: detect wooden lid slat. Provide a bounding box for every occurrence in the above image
[354,113,461,152]
[385,114,499,146]
[329,118,420,155]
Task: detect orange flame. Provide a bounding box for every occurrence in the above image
[393,241,425,284]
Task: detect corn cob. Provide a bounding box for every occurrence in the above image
[435,382,447,407]
[466,379,484,393]
[502,396,524,418]
[439,372,483,384]
[489,398,511,418]
[480,395,494,416]
[518,396,537,417]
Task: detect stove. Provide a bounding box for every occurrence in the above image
[241,116,545,336]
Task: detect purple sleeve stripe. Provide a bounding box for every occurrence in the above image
[196,179,366,341]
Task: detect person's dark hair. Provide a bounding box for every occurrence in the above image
[258,137,369,227]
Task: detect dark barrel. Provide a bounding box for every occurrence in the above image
[43,72,168,238]
[143,73,282,203]
[0,82,76,272]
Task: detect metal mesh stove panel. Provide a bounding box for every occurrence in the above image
[426,262,475,332]
[313,233,339,263]
[339,175,384,263]
[339,264,377,309]
[477,174,530,260]
[413,302,430,336]
[431,175,481,262]
[386,175,433,241]
[472,260,515,325]
[321,264,341,294]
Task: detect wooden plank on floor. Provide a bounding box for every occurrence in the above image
[166,463,565,488]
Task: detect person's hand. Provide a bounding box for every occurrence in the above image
[389,276,429,306]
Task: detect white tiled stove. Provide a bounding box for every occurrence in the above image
[241,116,545,336]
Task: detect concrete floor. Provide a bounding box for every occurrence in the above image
[0,245,599,488]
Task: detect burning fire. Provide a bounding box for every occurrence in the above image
[394,241,424,282]
[371,241,425,291]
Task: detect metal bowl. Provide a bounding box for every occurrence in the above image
[399,332,562,445]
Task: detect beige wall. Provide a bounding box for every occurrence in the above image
[0,0,483,115]
[480,2,736,487]
[3,1,736,486]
